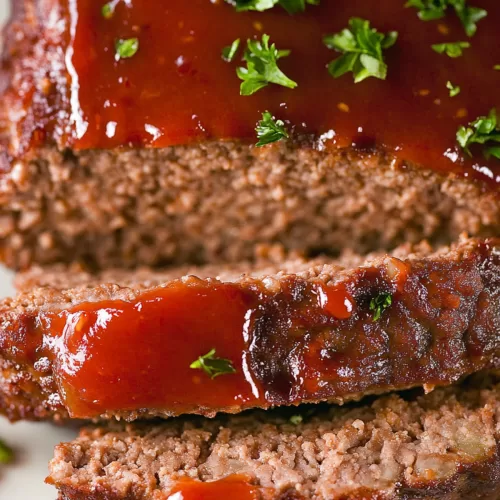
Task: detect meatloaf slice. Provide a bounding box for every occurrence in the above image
[1,236,500,422]
[48,378,500,500]
[1,1,500,270]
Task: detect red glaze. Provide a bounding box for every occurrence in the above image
[2,0,500,184]
[167,476,259,500]
[3,240,500,420]
[25,278,354,418]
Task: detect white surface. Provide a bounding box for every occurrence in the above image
[0,4,76,500]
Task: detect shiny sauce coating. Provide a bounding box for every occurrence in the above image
[3,241,500,420]
[3,0,500,184]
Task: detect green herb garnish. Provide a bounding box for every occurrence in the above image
[369,293,393,322]
[228,0,319,14]
[256,111,289,146]
[323,18,398,83]
[222,39,241,63]
[446,81,461,97]
[115,38,139,60]
[236,34,297,96]
[289,415,303,425]
[0,439,13,464]
[432,41,470,57]
[102,2,115,19]
[190,349,237,379]
[494,65,500,71]
[405,0,487,37]
[457,109,500,160]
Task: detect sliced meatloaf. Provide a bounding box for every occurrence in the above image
[1,236,500,422]
[48,378,500,500]
[1,1,500,270]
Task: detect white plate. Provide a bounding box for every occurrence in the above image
[0,5,77,499]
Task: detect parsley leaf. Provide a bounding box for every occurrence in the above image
[323,18,398,83]
[222,39,241,62]
[289,415,303,425]
[102,2,115,19]
[457,109,500,160]
[432,41,470,57]
[369,293,393,322]
[115,38,139,60]
[0,439,13,464]
[237,34,297,95]
[228,0,319,14]
[405,0,487,37]
[256,111,289,146]
[190,349,237,379]
[494,65,500,71]
[446,80,461,96]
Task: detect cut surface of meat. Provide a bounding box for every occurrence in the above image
[48,378,500,500]
[0,1,500,269]
[1,237,500,422]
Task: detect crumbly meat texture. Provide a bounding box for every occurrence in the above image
[48,379,500,500]
[2,236,500,422]
[1,3,500,270]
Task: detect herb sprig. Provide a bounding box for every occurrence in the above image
[446,81,461,96]
[256,111,289,146]
[190,349,237,379]
[457,109,500,160]
[432,41,470,57]
[115,38,139,60]
[227,0,319,14]
[222,39,241,62]
[405,0,487,37]
[0,439,13,464]
[236,35,297,95]
[323,18,398,83]
[370,293,393,321]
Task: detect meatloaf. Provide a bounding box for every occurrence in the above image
[1,0,500,270]
[1,236,500,422]
[48,377,500,500]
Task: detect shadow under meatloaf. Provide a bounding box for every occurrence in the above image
[48,378,500,500]
[1,1,500,271]
[1,236,500,422]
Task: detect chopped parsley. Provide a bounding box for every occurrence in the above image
[0,439,13,464]
[457,109,500,160]
[369,293,393,322]
[494,65,500,71]
[236,34,297,96]
[431,41,470,57]
[115,38,139,60]
[289,415,303,425]
[256,111,289,146]
[405,0,487,37]
[190,349,237,379]
[446,81,461,96]
[222,39,241,62]
[102,2,115,19]
[323,18,398,83]
[227,0,319,14]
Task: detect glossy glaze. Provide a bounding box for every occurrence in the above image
[2,0,500,184]
[167,476,259,500]
[2,241,500,420]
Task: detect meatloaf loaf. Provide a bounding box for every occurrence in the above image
[48,378,500,500]
[1,0,500,269]
[1,236,500,422]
